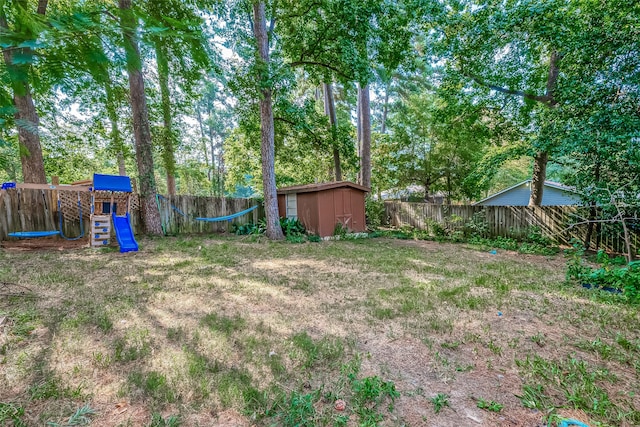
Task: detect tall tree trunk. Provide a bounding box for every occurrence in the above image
[206,99,217,188]
[323,82,341,181]
[117,152,126,176]
[360,84,371,189]
[155,40,177,195]
[529,52,560,206]
[381,82,389,134]
[356,84,362,184]
[423,181,431,203]
[584,159,600,249]
[253,2,284,240]
[357,84,362,149]
[0,2,47,184]
[119,0,162,235]
[528,151,548,206]
[217,151,225,196]
[195,105,211,182]
[105,79,126,176]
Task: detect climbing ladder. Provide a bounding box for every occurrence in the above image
[91,215,111,247]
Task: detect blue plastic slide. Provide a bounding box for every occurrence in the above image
[112,212,138,253]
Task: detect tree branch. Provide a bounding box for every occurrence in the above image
[273,116,324,147]
[37,0,48,15]
[463,70,554,106]
[288,60,351,80]
[280,1,323,20]
[545,51,561,105]
[268,17,275,37]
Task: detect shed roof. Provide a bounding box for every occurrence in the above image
[92,174,133,192]
[277,181,370,195]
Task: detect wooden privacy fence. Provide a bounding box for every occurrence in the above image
[385,201,640,255]
[155,195,263,235]
[0,188,262,240]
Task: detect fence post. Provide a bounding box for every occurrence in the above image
[51,176,59,228]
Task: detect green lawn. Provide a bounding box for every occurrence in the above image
[1,236,639,426]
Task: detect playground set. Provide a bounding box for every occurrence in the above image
[1,173,260,251]
[0,174,138,253]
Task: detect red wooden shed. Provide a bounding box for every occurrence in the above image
[277,181,370,237]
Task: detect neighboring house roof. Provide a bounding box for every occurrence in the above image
[474,180,582,206]
[277,181,370,195]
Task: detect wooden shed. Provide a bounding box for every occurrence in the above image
[277,181,370,237]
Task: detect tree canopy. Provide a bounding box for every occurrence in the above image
[0,0,636,226]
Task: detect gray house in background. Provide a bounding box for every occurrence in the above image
[474,180,582,206]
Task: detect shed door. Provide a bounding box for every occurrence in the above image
[286,193,297,219]
[334,189,352,230]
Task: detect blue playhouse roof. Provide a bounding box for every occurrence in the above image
[93,174,133,192]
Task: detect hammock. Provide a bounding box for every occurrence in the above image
[195,205,259,222]
[156,195,258,223]
[9,231,60,238]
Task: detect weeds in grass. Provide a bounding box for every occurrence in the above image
[291,332,345,369]
[47,405,95,426]
[0,402,26,427]
[166,327,186,342]
[217,368,256,408]
[91,351,112,368]
[352,375,399,405]
[476,398,503,412]
[9,308,38,338]
[29,374,84,400]
[486,339,502,356]
[576,337,613,360]
[148,413,181,427]
[128,371,176,404]
[515,355,640,425]
[280,390,318,427]
[260,355,399,426]
[113,329,152,362]
[515,384,551,410]
[440,340,461,350]
[93,310,113,333]
[201,313,245,335]
[429,393,449,413]
[530,333,546,347]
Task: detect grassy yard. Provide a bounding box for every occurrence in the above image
[1,236,639,426]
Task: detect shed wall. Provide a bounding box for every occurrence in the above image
[277,195,285,219]
[296,192,320,234]
[349,189,366,231]
[317,187,366,236]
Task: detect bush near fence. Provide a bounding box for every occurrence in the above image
[384,201,639,256]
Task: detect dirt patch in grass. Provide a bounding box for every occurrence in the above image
[1,237,91,251]
[0,236,638,426]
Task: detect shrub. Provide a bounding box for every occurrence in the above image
[365,197,386,229]
[465,211,489,238]
[233,223,264,236]
[280,218,306,236]
[566,244,640,303]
